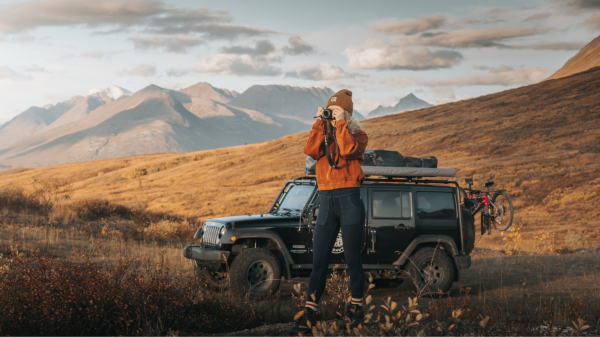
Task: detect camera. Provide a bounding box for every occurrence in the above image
[322,108,334,120]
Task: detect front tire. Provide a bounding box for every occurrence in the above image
[491,191,514,231]
[405,247,455,296]
[229,248,281,298]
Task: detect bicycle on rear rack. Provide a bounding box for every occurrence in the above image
[459,179,514,235]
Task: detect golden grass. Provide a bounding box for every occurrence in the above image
[0,67,599,251]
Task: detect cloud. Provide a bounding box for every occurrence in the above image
[374,15,446,35]
[386,64,555,88]
[131,34,203,53]
[397,27,549,48]
[282,36,316,55]
[451,18,506,26]
[24,64,46,72]
[583,13,600,30]
[151,23,274,40]
[0,0,164,31]
[220,40,275,56]
[0,66,33,80]
[0,1,275,41]
[82,50,122,58]
[524,13,552,22]
[343,41,464,70]
[509,41,587,50]
[285,63,363,81]
[567,0,600,9]
[117,63,157,77]
[168,52,282,77]
[196,54,281,76]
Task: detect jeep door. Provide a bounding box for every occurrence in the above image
[365,187,415,263]
[414,189,459,242]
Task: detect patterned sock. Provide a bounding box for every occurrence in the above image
[351,298,363,306]
[305,300,318,311]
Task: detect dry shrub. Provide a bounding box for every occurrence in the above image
[0,251,262,336]
[51,198,135,223]
[0,188,51,214]
[122,168,147,179]
[144,219,196,240]
[502,225,523,255]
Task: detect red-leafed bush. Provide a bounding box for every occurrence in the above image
[0,252,262,335]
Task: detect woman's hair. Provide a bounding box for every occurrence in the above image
[325,110,362,139]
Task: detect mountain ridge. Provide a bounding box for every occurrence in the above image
[546,34,600,81]
[367,93,433,118]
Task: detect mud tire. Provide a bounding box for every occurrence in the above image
[230,248,281,298]
[462,209,476,255]
[405,247,455,296]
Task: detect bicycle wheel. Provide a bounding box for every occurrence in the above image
[491,191,514,231]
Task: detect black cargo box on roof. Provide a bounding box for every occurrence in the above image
[304,149,454,177]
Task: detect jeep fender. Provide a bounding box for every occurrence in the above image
[392,235,461,280]
[220,230,294,280]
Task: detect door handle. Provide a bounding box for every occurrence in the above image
[396,224,406,230]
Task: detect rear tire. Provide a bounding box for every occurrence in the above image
[491,191,514,231]
[405,247,455,296]
[461,209,476,254]
[230,248,281,298]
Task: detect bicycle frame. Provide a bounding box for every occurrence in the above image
[466,193,490,216]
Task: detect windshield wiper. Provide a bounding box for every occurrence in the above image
[279,208,301,216]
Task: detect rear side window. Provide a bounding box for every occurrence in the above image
[416,192,456,220]
[372,190,411,218]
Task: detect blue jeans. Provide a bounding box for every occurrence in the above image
[307,187,366,303]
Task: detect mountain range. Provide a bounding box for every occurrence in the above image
[366,93,433,118]
[0,83,343,169]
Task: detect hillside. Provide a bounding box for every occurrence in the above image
[546,34,600,80]
[1,67,599,250]
[367,93,433,118]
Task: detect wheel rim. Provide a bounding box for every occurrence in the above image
[492,195,509,229]
[419,260,444,288]
[246,260,274,291]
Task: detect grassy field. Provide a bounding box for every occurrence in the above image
[2,222,599,335]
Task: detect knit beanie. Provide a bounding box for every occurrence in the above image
[326,89,353,114]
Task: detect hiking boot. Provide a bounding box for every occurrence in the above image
[345,304,365,326]
[289,308,316,334]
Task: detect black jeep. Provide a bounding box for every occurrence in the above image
[183,165,476,297]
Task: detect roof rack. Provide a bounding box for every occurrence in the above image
[362,166,456,178]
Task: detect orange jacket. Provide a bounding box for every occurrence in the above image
[304,119,368,190]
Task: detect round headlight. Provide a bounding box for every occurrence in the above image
[219,227,227,238]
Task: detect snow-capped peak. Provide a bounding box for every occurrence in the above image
[88,86,132,101]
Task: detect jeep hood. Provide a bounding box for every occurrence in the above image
[207,213,298,227]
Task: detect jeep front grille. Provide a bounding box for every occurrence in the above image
[201,222,224,247]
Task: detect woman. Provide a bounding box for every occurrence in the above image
[292,89,368,332]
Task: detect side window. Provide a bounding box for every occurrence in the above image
[372,190,412,218]
[416,192,456,220]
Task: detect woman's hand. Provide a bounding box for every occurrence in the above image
[316,107,324,118]
[332,107,344,122]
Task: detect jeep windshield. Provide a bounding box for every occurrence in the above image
[273,183,314,215]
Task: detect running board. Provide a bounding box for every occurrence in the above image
[292,264,401,270]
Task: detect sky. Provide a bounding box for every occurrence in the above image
[1,0,599,124]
